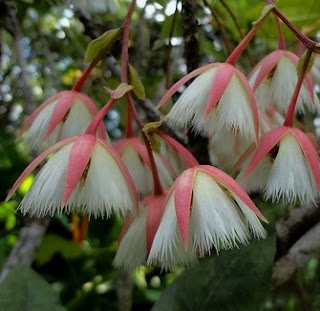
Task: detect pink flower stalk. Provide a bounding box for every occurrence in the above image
[157,63,259,142]
[238,127,320,203]
[147,166,267,270]
[249,50,319,114]
[113,194,168,271]
[19,90,106,150]
[6,134,138,217]
[114,137,176,196]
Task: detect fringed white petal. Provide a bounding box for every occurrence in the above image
[165,68,218,130]
[160,142,187,174]
[236,157,272,193]
[208,128,252,169]
[70,142,136,217]
[121,144,153,196]
[61,98,95,140]
[232,195,267,239]
[191,171,250,255]
[113,207,147,271]
[154,153,176,190]
[264,133,318,203]
[25,99,58,150]
[201,73,256,140]
[147,193,198,271]
[19,143,73,216]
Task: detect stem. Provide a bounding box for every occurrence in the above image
[165,0,179,89]
[274,15,286,49]
[219,0,255,67]
[226,11,270,66]
[270,5,320,53]
[86,98,116,135]
[121,0,136,83]
[203,0,232,55]
[126,93,164,196]
[283,49,312,127]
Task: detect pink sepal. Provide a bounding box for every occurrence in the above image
[244,127,289,179]
[18,92,63,138]
[79,93,107,140]
[143,194,166,254]
[156,63,218,110]
[236,69,260,142]
[174,168,196,249]
[62,134,97,206]
[291,128,320,194]
[6,136,77,201]
[204,63,234,118]
[198,165,267,222]
[44,91,78,140]
[252,50,284,91]
[98,138,139,213]
[158,154,178,178]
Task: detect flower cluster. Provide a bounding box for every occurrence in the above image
[6,2,320,272]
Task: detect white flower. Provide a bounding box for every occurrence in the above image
[7,135,138,217]
[238,127,320,204]
[148,166,267,270]
[249,50,319,114]
[20,91,107,150]
[157,63,259,142]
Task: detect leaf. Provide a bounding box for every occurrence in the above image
[85,28,122,63]
[0,265,65,311]
[153,235,276,311]
[35,234,84,265]
[129,64,146,100]
[105,83,133,99]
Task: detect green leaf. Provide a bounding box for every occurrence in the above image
[36,234,84,265]
[129,64,146,100]
[153,235,276,311]
[85,28,122,63]
[0,265,65,311]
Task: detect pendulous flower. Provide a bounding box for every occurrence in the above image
[147,166,267,270]
[6,134,138,217]
[20,90,106,150]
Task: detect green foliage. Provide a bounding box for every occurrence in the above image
[35,234,85,265]
[0,265,65,311]
[129,64,146,100]
[85,28,123,63]
[153,235,276,311]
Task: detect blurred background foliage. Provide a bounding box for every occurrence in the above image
[1,0,320,310]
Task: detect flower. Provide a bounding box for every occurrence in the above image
[147,166,267,270]
[238,127,320,203]
[20,91,106,150]
[6,134,138,217]
[113,194,167,271]
[157,63,259,142]
[249,50,319,114]
[114,137,176,196]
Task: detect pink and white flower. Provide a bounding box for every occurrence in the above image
[113,194,168,271]
[238,127,320,203]
[147,166,267,270]
[249,50,319,114]
[20,91,106,150]
[7,134,138,217]
[114,138,176,196]
[157,63,259,142]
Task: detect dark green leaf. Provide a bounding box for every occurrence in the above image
[153,235,276,311]
[0,265,65,311]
